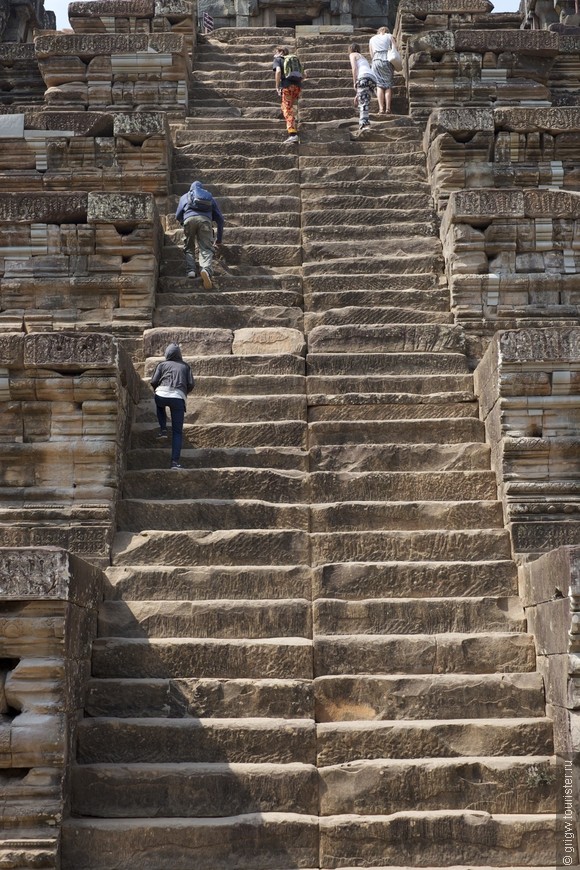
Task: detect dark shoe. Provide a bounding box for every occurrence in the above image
[157,430,168,439]
[200,268,213,289]
[171,461,183,469]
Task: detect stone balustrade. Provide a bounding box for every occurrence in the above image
[0,111,170,198]
[0,547,102,869]
[475,327,580,557]
[399,19,580,120]
[0,44,46,107]
[424,106,580,211]
[34,32,190,114]
[0,191,162,338]
[68,0,195,54]
[521,545,579,756]
[441,188,580,357]
[0,333,140,564]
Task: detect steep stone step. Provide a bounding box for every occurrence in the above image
[308,402,478,422]
[314,673,546,721]
[117,499,309,531]
[92,637,312,680]
[153,305,303,330]
[172,182,300,199]
[168,193,301,216]
[299,153,425,169]
[307,374,472,394]
[310,417,485,445]
[299,165,426,184]
[310,471,497,501]
[134,395,307,425]
[61,814,319,870]
[130,421,307,450]
[77,718,316,764]
[304,307,450,328]
[303,254,441,275]
[308,323,464,354]
[301,192,432,211]
[306,289,450,311]
[172,152,297,169]
[123,468,308,501]
[71,762,319,817]
[143,374,306,397]
[302,221,437,242]
[303,237,439,261]
[161,242,301,269]
[145,354,305,378]
[313,561,517,599]
[97,598,312,639]
[307,352,468,375]
[156,290,302,307]
[314,596,524,634]
[317,717,554,764]
[314,632,534,675]
[126,446,308,472]
[318,812,556,867]
[111,529,309,567]
[311,529,512,564]
[302,206,433,226]
[302,179,431,195]
[311,500,503,531]
[84,677,312,719]
[319,756,557,815]
[303,273,439,293]
[105,565,312,601]
[310,443,491,473]
[172,164,300,182]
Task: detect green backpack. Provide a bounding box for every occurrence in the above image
[283,54,303,81]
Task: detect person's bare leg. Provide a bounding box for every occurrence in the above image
[377,86,386,113]
[385,86,392,113]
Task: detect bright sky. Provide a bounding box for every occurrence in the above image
[45,0,521,31]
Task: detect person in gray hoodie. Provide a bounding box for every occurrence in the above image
[150,343,194,469]
[175,180,224,289]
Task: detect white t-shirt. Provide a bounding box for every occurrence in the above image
[353,53,375,80]
[369,33,393,55]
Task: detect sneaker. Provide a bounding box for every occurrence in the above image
[200,268,213,290]
[171,462,183,469]
[187,271,197,279]
[284,134,299,144]
[157,430,168,439]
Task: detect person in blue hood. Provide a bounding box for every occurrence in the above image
[150,343,194,469]
[175,180,224,289]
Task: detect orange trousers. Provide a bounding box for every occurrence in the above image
[281,84,301,133]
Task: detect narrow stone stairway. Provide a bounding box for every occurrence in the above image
[300,118,558,867]
[62,27,558,870]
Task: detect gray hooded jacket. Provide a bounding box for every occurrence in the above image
[150,344,194,400]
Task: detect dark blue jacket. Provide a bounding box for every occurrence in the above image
[175,181,224,243]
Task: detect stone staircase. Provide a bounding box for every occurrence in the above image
[62,28,558,870]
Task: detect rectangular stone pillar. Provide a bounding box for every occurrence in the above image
[475,327,580,557]
[0,332,140,566]
[0,547,103,869]
[522,546,580,865]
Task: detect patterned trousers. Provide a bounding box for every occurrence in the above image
[356,76,376,126]
[281,84,301,133]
